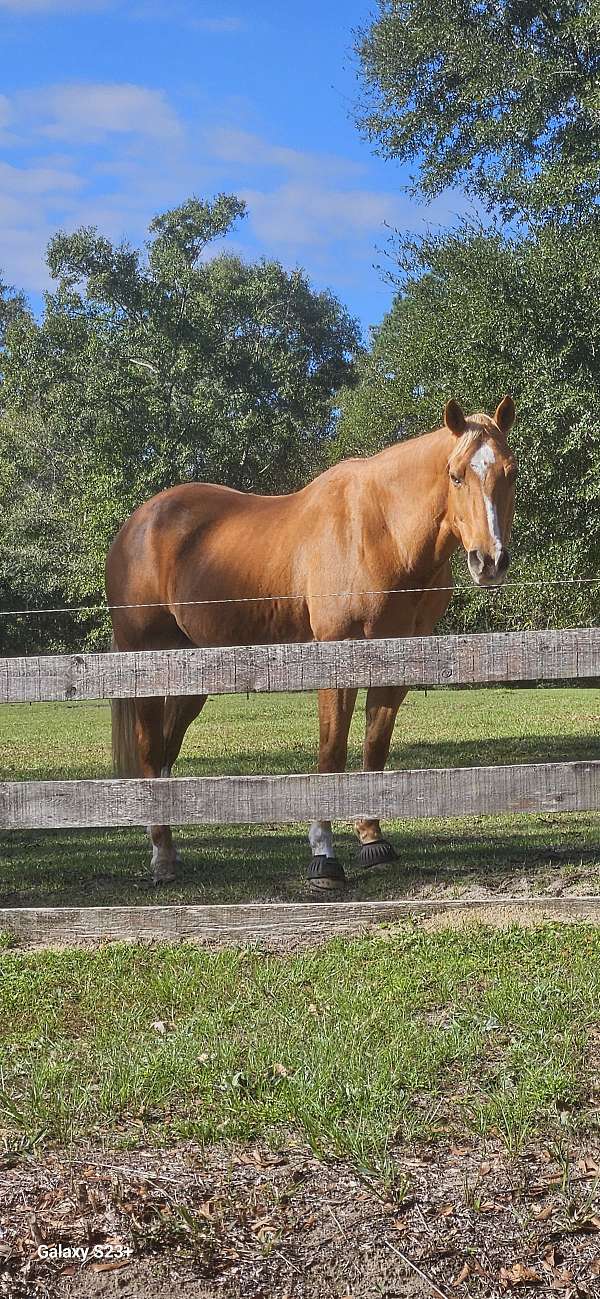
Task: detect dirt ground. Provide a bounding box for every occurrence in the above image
[1,1137,600,1299]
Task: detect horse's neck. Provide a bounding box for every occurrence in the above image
[371,428,458,580]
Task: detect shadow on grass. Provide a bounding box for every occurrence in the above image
[5,732,599,784]
[1,812,599,909]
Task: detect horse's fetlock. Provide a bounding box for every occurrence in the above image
[355,817,383,844]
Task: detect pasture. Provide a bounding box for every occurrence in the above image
[1,684,599,1296]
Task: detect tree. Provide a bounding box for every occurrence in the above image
[0,277,28,353]
[336,215,600,630]
[356,1,600,220]
[0,195,360,650]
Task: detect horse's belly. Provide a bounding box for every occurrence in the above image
[175,595,313,648]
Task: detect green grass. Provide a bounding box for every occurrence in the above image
[0,925,598,1164]
[0,687,599,905]
[1,691,598,1165]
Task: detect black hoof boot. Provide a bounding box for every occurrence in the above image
[307,856,347,893]
[355,839,398,870]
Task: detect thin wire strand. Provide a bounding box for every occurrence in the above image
[0,576,599,618]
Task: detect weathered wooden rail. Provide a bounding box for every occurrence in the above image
[0,628,598,944]
[2,761,599,830]
[1,627,598,703]
[2,897,600,947]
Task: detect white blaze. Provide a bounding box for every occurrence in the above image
[470,442,503,561]
[470,442,496,479]
[483,495,503,561]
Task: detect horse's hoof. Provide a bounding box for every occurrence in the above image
[307,856,347,893]
[355,839,398,870]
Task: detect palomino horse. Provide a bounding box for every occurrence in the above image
[107,397,517,890]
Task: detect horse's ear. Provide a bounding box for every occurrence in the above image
[494,394,515,434]
[444,399,466,437]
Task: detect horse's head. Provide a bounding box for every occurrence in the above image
[444,396,517,587]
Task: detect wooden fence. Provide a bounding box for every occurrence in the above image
[1,627,599,943]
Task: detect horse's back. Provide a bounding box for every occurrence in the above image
[106,480,314,650]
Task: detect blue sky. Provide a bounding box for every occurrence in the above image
[0,0,463,338]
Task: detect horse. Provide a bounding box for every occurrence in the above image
[107,396,517,890]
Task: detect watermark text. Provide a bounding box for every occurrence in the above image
[36,1242,133,1263]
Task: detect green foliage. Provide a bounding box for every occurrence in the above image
[0,195,360,651]
[0,277,28,352]
[336,216,600,630]
[356,1,600,220]
[349,3,600,630]
[0,406,101,652]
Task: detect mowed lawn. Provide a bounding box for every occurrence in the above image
[0,686,599,906]
[0,925,598,1162]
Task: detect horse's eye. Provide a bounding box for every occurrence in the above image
[450,473,463,487]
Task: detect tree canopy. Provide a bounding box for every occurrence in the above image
[2,4,599,653]
[0,195,360,650]
[345,2,600,630]
[356,1,600,220]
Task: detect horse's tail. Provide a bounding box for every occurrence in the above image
[111,638,141,777]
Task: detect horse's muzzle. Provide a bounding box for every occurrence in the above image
[468,548,510,587]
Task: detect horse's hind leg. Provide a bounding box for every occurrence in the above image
[308,688,358,892]
[145,694,207,884]
[129,696,176,884]
[355,685,408,868]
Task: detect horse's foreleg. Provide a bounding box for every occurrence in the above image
[308,688,358,892]
[355,686,408,868]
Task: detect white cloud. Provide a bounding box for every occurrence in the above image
[0,158,83,289]
[0,226,53,292]
[0,95,12,129]
[0,83,184,290]
[204,127,467,282]
[21,82,182,143]
[243,182,401,248]
[0,78,463,319]
[205,128,412,258]
[0,160,81,195]
[0,0,245,22]
[210,127,364,180]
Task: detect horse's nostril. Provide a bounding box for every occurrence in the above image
[469,549,485,574]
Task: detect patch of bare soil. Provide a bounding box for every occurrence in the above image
[419,903,600,932]
[413,842,600,899]
[1,1140,599,1299]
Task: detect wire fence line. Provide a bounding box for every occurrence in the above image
[1,576,599,620]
